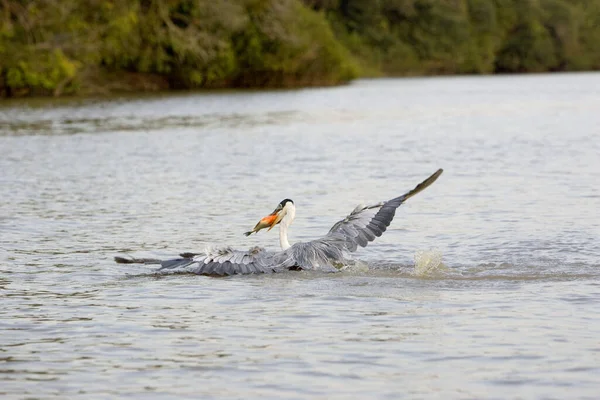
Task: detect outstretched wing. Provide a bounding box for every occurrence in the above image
[115,246,285,276]
[325,169,443,252]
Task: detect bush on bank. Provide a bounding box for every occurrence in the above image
[0,0,599,97]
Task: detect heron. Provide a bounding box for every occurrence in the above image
[115,169,443,275]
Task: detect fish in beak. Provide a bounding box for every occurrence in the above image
[244,204,284,236]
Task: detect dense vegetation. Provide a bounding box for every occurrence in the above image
[1,0,599,97]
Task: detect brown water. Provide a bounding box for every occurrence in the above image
[1,74,599,399]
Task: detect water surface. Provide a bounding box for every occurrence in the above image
[1,74,599,399]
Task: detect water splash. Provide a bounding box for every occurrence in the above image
[339,259,370,273]
[413,249,446,277]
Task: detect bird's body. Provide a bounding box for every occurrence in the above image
[115,169,443,275]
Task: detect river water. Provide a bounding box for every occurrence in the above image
[1,73,599,399]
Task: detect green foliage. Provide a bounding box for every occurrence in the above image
[570,0,600,69]
[463,0,498,73]
[1,0,600,97]
[494,1,557,72]
[329,0,600,75]
[233,0,357,86]
[4,49,79,95]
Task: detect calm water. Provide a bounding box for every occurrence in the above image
[1,74,599,399]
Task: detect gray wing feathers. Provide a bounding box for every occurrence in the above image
[326,169,443,253]
[281,240,343,272]
[158,258,196,270]
[156,246,278,276]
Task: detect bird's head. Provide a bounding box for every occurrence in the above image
[269,199,294,228]
[244,199,295,236]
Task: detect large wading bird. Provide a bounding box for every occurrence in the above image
[115,169,443,276]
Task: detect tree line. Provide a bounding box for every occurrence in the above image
[1,0,599,97]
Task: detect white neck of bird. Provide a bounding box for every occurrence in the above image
[278,203,295,251]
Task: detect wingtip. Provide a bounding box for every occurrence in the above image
[114,256,162,265]
[404,168,444,200]
[427,168,444,184]
[114,256,134,264]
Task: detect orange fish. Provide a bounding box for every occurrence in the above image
[244,206,283,236]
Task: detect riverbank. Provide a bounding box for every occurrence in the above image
[2,0,600,98]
